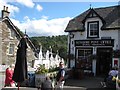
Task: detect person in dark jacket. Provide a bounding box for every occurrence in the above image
[41,76,53,90]
[55,62,65,90]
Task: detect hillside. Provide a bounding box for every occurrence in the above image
[30,35,68,60]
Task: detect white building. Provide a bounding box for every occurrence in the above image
[34,46,64,69]
[65,5,120,76]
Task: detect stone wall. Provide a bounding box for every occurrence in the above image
[0,22,2,64]
[0,21,35,66]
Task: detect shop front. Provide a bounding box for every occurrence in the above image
[75,39,114,76]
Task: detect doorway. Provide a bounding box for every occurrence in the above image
[96,48,112,76]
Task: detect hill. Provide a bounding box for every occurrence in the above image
[30,35,68,60]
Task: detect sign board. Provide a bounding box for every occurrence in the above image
[112,58,119,68]
[75,39,114,46]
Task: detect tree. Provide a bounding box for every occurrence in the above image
[30,35,68,60]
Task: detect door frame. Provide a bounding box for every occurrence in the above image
[96,47,112,76]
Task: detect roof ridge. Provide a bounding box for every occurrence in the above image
[94,4,119,10]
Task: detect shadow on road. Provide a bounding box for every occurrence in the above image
[64,76,104,89]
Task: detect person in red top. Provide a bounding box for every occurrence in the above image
[4,64,15,87]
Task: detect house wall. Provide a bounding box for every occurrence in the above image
[1,21,35,65]
[0,21,2,64]
[27,45,36,64]
[68,17,119,69]
[1,21,18,64]
[118,30,120,50]
[70,17,119,54]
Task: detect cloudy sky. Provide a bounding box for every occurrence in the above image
[0,0,119,37]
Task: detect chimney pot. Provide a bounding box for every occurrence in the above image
[3,6,5,10]
[1,6,10,18]
[6,7,8,11]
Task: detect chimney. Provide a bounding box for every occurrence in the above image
[1,6,10,18]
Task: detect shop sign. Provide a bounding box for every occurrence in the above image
[75,39,114,46]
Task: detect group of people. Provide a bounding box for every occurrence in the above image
[41,62,66,90]
[4,61,66,90]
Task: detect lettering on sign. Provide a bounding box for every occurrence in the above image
[75,39,114,46]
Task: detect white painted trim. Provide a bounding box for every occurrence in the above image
[92,59,96,76]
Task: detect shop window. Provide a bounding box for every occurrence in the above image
[77,49,92,70]
[78,49,92,59]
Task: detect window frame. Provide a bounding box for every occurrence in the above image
[77,49,92,60]
[8,43,15,55]
[87,21,99,38]
[9,28,15,39]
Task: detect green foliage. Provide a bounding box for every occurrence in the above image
[113,50,120,58]
[35,64,48,74]
[30,35,68,61]
[35,65,59,74]
[48,66,59,73]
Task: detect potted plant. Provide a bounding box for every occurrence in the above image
[35,64,48,88]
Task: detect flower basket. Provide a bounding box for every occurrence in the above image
[35,64,48,88]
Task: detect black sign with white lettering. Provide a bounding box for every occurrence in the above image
[75,39,114,46]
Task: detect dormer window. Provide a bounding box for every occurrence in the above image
[87,21,99,38]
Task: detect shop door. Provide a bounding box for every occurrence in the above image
[96,48,112,76]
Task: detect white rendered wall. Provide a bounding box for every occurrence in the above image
[70,17,119,51]
[68,17,120,68]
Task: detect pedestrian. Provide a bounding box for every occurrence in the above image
[101,66,118,89]
[109,66,118,77]
[4,64,16,87]
[55,62,65,90]
[41,76,53,90]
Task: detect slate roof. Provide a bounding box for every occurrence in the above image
[65,5,120,32]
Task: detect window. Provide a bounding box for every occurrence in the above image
[78,49,92,59]
[10,29,15,38]
[77,49,92,69]
[89,13,97,18]
[9,44,14,55]
[87,21,99,38]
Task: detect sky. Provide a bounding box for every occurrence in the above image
[0,0,119,37]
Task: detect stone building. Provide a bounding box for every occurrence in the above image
[65,5,120,76]
[0,6,36,66]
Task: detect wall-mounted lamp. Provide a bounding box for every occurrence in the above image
[69,33,74,38]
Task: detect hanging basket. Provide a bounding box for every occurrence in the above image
[113,50,120,58]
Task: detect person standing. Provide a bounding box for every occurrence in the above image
[109,67,118,77]
[55,62,65,90]
[4,64,15,87]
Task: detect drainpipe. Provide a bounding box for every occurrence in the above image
[68,35,71,68]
